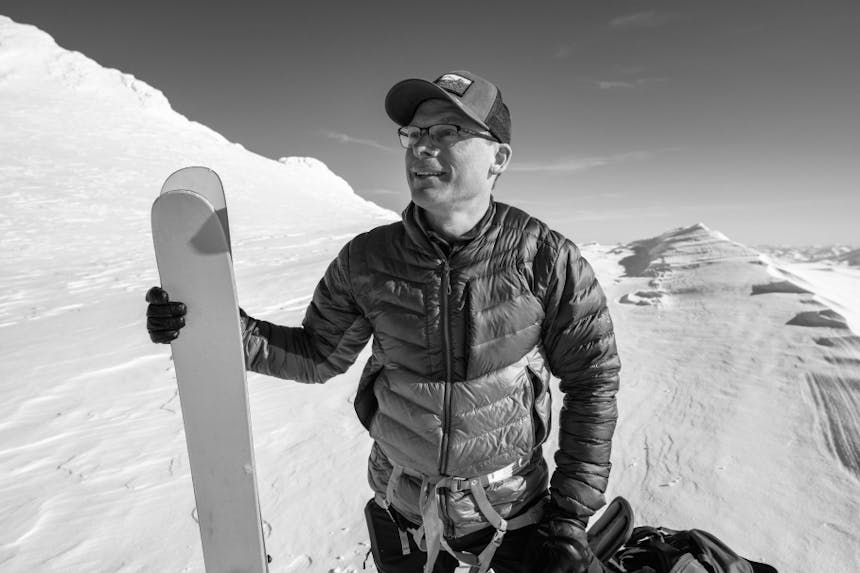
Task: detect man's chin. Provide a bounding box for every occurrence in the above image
[410,184,450,204]
[410,175,448,189]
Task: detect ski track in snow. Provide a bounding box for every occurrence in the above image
[2,16,860,573]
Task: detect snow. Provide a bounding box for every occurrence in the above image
[1,15,859,573]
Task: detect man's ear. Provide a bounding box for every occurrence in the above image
[489,143,513,175]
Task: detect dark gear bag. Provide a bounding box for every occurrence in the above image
[615,526,778,573]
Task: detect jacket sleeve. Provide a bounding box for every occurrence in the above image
[540,238,620,524]
[241,242,372,383]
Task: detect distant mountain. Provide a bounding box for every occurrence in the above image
[835,248,860,266]
[613,222,760,277]
[754,244,858,266]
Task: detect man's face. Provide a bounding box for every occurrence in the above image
[404,99,505,213]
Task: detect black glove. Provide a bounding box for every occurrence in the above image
[146,286,187,343]
[525,503,601,573]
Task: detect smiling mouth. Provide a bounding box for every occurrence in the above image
[412,170,447,178]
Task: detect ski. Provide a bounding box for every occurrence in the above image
[151,173,268,573]
[160,166,232,252]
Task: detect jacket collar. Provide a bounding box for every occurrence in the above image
[402,197,497,257]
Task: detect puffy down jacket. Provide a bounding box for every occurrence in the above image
[242,199,620,538]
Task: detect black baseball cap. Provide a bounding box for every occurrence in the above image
[385,70,511,144]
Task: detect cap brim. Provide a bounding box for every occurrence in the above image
[385,78,489,129]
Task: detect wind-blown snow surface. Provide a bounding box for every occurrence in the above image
[2,16,859,573]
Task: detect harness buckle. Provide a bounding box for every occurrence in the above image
[446,476,473,493]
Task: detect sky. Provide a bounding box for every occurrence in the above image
[3,1,858,245]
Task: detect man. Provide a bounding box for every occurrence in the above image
[147,70,620,573]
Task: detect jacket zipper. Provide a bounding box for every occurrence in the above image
[439,259,453,475]
[438,259,454,537]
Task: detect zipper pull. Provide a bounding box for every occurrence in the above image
[440,261,452,295]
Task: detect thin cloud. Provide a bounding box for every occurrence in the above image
[511,157,614,173]
[609,11,685,30]
[519,196,828,229]
[512,192,627,207]
[564,199,824,223]
[320,130,397,153]
[559,206,673,222]
[596,80,636,90]
[594,77,668,90]
[509,151,654,174]
[552,201,753,224]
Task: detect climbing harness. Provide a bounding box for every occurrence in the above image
[376,456,546,573]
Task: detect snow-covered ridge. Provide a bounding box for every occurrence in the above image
[0,15,236,148]
[613,222,760,278]
[0,15,170,111]
[0,16,388,215]
[0,14,395,330]
[609,223,858,331]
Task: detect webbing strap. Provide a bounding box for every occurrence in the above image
[373,493,424,555]
[440,523,506,573]
[437,488,546,573]
[396,530,411,556]
[468,478,507,531]
[445,460,524,492]
[421,482,443,573]
[384,455,540,573]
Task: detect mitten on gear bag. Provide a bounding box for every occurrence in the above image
[525,502,603,573]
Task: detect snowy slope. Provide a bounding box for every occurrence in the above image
[604,224,860,571]
[2,15,859,573]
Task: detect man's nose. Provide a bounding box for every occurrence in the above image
[412,132,438,157]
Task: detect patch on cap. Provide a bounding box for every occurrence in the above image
[435,73,473,96]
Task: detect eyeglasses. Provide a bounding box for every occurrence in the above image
[397,124,498,148]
